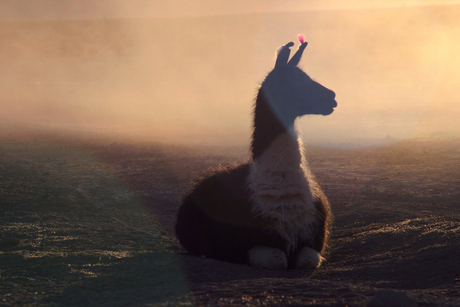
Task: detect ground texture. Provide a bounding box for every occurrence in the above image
[1,134,459,306]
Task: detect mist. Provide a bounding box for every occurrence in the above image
[1,3,459,146]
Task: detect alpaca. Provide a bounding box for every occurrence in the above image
[175,36,337,269]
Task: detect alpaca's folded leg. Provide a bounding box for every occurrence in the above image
[248,246,287,269]
[295,246,323,269]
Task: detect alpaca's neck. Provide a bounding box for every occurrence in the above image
[251,89,295,160]
[248,88,321,252]
[249,130,311,198]
[250,86,315,204]
[247,130,318,253]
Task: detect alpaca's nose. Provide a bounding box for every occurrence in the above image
[329,90,336,99]
[329,91,337,107]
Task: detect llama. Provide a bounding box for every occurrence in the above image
[175,36,337,269]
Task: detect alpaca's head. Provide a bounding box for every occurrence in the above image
[260,38,337,126]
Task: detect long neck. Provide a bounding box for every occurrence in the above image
[248,92,315,254]
[251,88,296,160]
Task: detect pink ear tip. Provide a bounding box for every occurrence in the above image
[298,34,305,44]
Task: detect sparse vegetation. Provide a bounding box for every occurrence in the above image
[3,134,458,306]
[0,141,192,306]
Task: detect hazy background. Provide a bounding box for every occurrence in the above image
[1,0,459,146]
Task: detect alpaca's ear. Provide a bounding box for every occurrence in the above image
[274,42,294,69]
[287,42,308,67]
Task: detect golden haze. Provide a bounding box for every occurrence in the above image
[1,4,459,145]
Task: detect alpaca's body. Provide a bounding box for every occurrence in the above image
[175,38,336,269]
[175,161,330,268]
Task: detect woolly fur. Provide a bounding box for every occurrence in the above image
[248,129,319,254]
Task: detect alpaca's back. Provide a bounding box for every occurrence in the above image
[175,163,283,263]
[181,163,256,226]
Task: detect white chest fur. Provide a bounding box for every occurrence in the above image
[248,132,319,253]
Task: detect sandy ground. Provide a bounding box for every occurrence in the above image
[1,133,459,306]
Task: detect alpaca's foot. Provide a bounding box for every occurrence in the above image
[248,246,287,269]
[295,247,323,269]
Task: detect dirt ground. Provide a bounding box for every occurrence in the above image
[1,131,459,306]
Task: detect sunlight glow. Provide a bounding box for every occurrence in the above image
[0,1,459,145]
